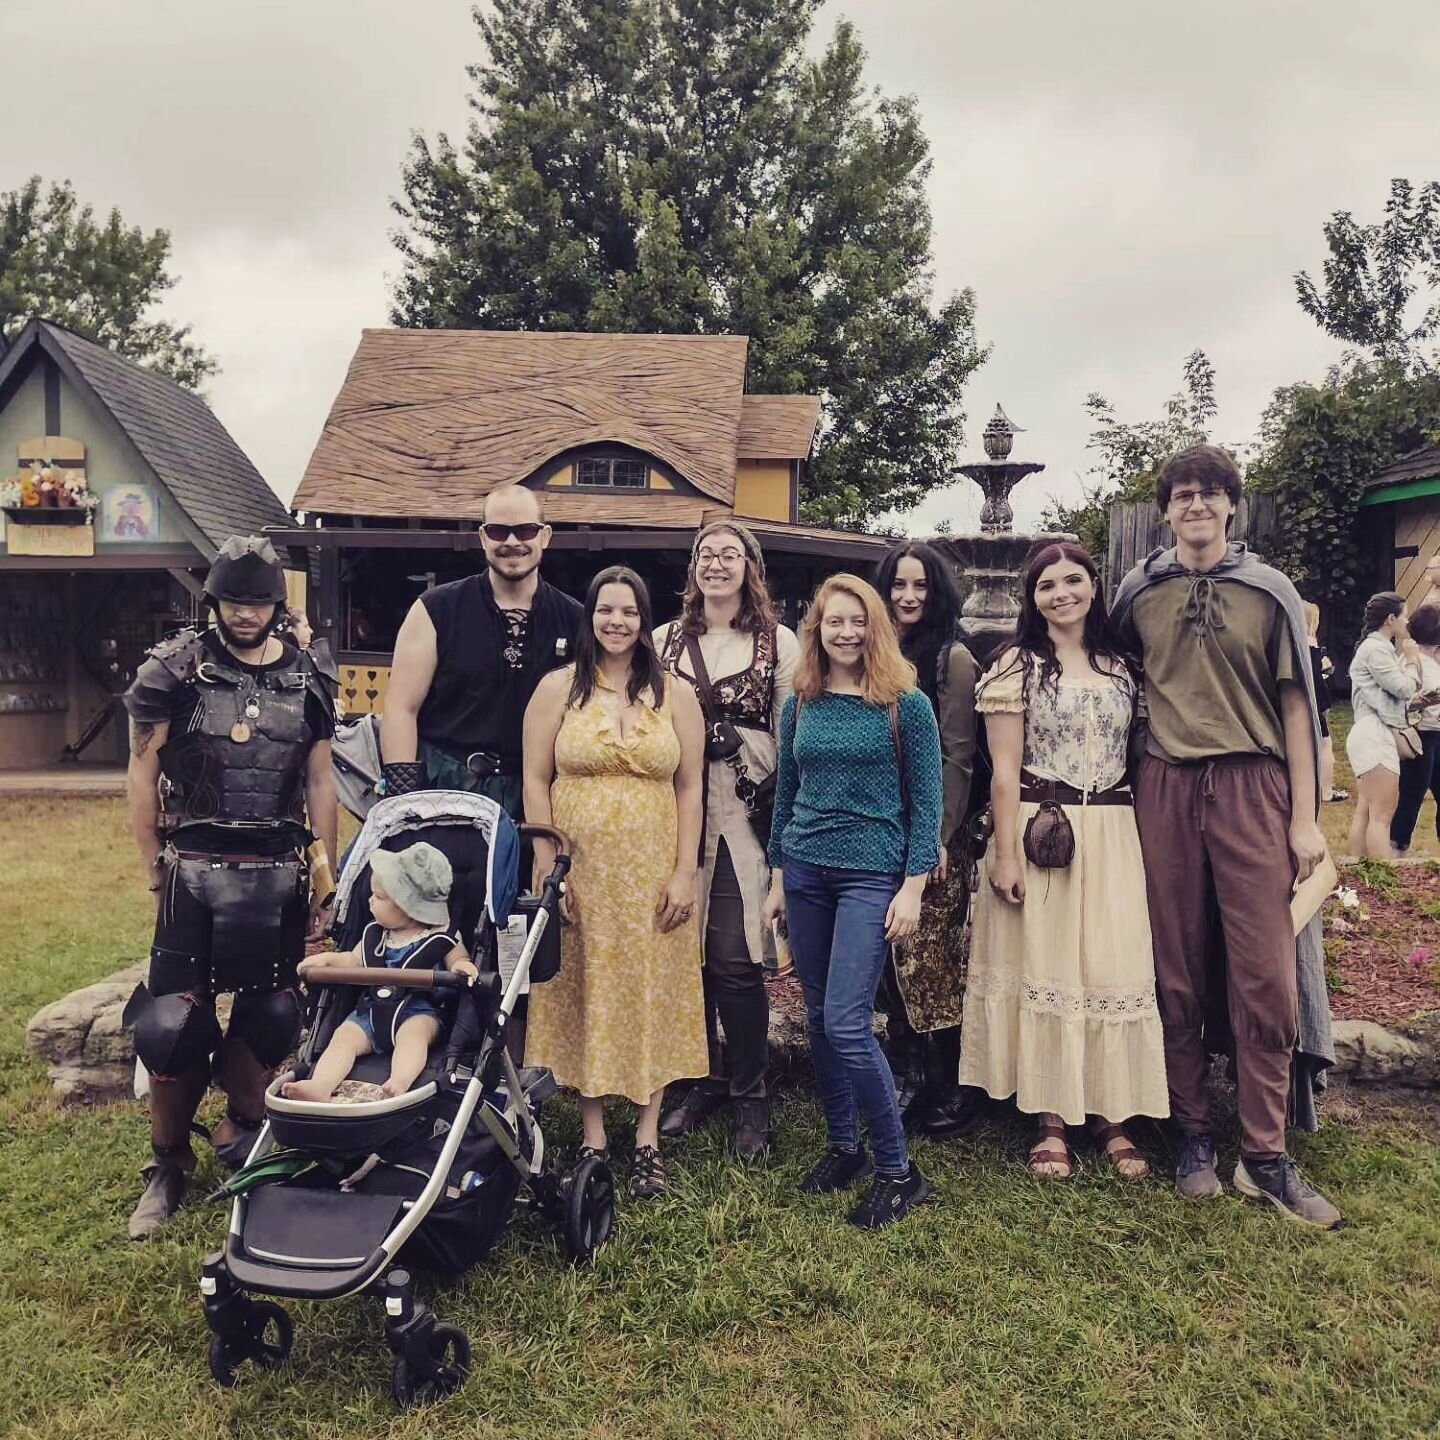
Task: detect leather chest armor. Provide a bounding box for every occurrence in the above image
[130,630,334,832]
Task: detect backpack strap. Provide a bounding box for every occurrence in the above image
[888,701,910,818]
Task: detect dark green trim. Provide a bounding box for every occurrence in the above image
[1360,475,1440,507]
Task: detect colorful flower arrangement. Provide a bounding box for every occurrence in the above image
[0,463,100,514]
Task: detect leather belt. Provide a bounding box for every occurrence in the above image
[1019,773,1133,808]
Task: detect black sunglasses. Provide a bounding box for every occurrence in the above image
[481,522,544,542]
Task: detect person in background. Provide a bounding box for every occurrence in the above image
[381,484,581,813]
[522,567,708,1200]
[961,543,1166,1180]
[1113,444,1340,1230]
[874,540,982,1140]
[654,522,799,1161]
[1347,592,1423,858]
[1390,602,1440,853]
[763,574,943,1229]
[1302,601,1346,803]
[1421,553,1440,611]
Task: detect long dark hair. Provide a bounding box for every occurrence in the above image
[1005,541,1133,699]
[875,541,963,704]
[568,566,667,710]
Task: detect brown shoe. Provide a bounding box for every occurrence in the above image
[128,1162,188,1241]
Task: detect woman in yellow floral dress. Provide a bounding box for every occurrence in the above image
[523,566,708,1198]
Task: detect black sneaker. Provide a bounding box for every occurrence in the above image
[1233,1156,1342,1230]
[848,1163,932,1229]
[1175,1133,1222,1200]
[799,1146,872,1195]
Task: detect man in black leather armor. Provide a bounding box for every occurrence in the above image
[122,536,339,1239]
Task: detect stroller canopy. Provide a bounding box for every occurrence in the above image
[335,791,522,935]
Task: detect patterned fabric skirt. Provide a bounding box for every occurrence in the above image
[959,801,1169,1125]
[891,840,971,1032]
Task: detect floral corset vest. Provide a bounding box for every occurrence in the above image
[660,624,777,730]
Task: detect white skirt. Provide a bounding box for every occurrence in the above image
[959,800,1170,1126]
[1346,713,1400,777]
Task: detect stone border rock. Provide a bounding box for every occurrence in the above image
[1330,1018,1440,1088]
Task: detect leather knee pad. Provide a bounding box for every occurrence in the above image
[124,984,222,1078]
[227,987,303,1067]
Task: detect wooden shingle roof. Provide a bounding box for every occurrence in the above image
[294,329,754,520]
[0,321,291,555]
[1368,442,1440,491]
[737,395,821,460]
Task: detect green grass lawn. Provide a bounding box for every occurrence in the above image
[3,797,1440,1439]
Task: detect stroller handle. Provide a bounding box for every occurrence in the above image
[302,966,494,993]
[520,823,571,854]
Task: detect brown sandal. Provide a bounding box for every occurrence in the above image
[1027,1122,1075,1180]
[1092,1122,1149,1181]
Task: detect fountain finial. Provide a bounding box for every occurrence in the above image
[982,404,1023,461]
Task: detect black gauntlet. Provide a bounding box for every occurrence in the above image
[381,761,427,796]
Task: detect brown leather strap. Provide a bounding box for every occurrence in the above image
[1019,772,1132,808]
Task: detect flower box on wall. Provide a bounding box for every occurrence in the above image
[1,506,91,526]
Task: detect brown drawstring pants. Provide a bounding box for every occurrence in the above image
[1134,753,1298,1159]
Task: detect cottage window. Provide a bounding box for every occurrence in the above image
[577,457,648,489]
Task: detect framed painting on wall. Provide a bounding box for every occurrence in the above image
[99,484,161,543]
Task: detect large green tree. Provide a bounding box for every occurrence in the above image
[391,0,986,526]
[1294,177,1440,373]
[0,178,215,389]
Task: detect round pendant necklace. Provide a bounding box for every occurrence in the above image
[231,688,261,744]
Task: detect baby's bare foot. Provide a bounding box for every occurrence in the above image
[281,1079,336,1101]
[380,1078,411,1098]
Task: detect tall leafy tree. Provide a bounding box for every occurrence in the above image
[1294,177,1440,372]
[0,177,216,389]
[391,0,986,526]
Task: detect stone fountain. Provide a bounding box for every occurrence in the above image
[934,405,1070,655]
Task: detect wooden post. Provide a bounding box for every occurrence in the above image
[317,544,341,648]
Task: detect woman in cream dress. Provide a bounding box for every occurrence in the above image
[960,543,1168,1179]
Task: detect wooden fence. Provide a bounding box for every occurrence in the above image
[1104,491,1280,595]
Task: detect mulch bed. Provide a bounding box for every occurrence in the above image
[1326,861,1440,1025]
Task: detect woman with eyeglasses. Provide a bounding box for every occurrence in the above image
[523,566,708,1200]
[874,540,982,1141]
[653,522,799,1161]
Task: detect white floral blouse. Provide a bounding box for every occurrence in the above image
[976,649,1136,792]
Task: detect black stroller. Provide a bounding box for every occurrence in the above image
[198,790,615,1408]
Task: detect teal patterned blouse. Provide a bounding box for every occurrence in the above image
[768,689,943,877]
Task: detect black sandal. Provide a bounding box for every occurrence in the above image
[630,1145,667,1200]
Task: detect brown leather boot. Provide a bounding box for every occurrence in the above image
[127,1158,189,1241]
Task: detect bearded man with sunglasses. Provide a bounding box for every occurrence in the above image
[381,484,581,815]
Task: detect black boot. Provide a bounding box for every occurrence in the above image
[730,1097,772,1162]
[909,1029,982,1140]
[659,1085,728,1141]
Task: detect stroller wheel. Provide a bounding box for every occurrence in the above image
[564,1154,616,1265]
[390,1324,472,1409]
[206,1300,293,1387]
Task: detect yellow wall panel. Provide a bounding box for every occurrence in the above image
[734,461,792,522]
[1395,499,1440,605]
[338,663,391,718]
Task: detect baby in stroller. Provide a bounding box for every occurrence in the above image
[283,841,478,1100]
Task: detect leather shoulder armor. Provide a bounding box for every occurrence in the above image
[301,642,339,722]
[124,628,206,723]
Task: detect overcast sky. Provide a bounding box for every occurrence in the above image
[5,0,1438,533]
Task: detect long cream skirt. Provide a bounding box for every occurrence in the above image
[958,801,1169,1126]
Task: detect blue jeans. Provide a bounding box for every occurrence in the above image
[783,860,909,1177]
